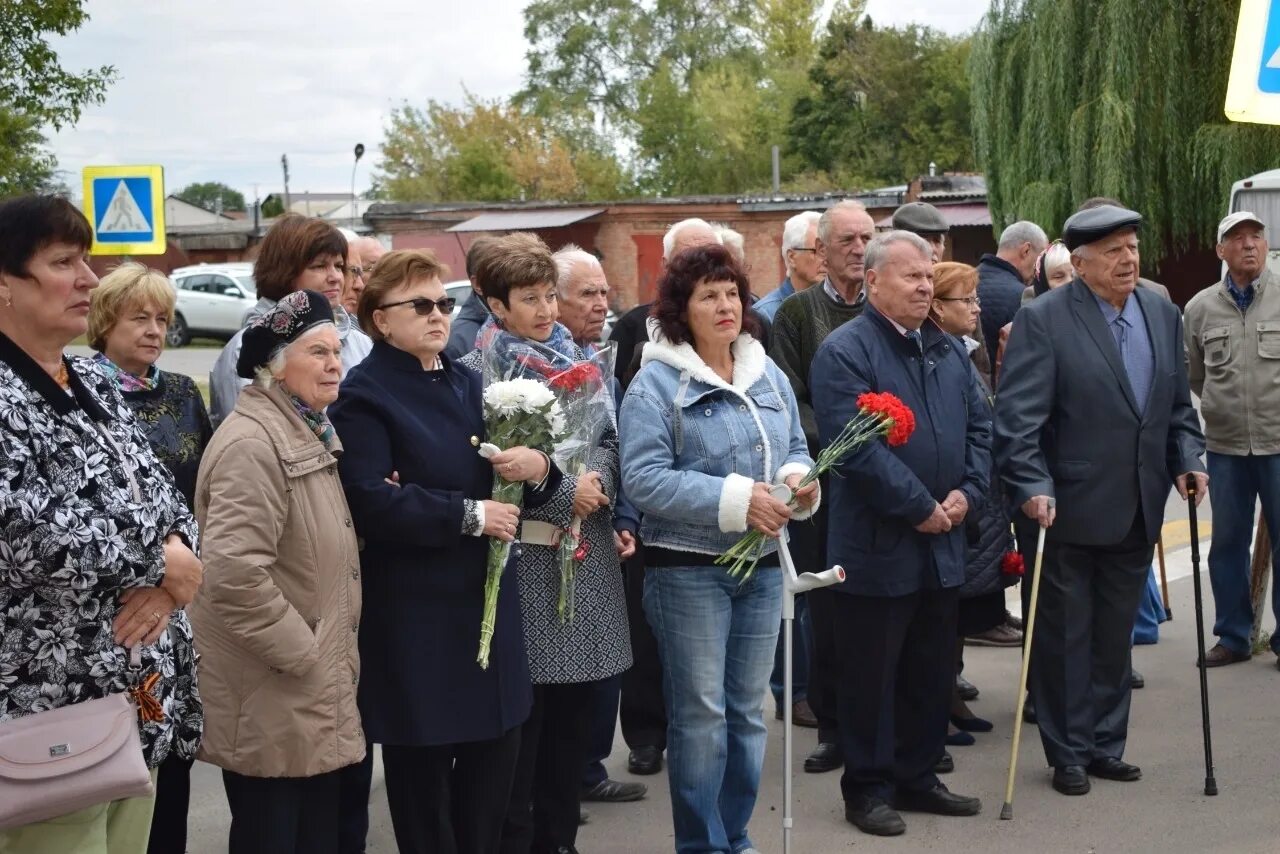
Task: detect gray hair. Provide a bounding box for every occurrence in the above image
[781,211,822,269]
[662,217,721,260]
[551,244,602,295]
[250,323,336,390]
[864,230,932,274]
[817,200,869,244]
[715,225,745,263]
[1043,241,1072,272]
[998,221,1048,252]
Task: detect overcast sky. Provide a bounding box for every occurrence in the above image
[48,0,988,204]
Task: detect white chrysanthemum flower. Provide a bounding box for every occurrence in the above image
[484,378,556,417]
[547,402,567,438]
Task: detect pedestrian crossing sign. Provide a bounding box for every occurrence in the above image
[1226,0,1280,124]
[82,165,166,255]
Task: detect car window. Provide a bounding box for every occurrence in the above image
[236,275,256,294]
[210,276,240,296]
[183,275,213,293]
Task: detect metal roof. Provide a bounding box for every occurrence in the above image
[446,208,604,232]
[876,203,992,229]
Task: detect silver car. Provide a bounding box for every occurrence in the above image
[168,263,257,346]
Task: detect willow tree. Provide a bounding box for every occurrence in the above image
[970,0,1280,267]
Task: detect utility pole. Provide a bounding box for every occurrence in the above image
[281,154,291,210]
[351,143,365,227]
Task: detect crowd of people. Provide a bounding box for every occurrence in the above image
[4,183,1278,854]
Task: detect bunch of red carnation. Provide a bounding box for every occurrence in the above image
[549,362,602,393]
[1001,551,1025,577]
[855,391,916,447]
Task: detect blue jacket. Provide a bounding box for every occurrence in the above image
[753,277,795,323]
[621,325,816,559]
[445,289,489,361]
[328,341,561,745]
[976,254,1026,362]
[810,306,992,597]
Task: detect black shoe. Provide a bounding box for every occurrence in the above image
[845,797,906,836]
[950,713,994,733]
[934,751,954,774]
[555,848,580,854]
[895,783,982,816]
[1087,756,1142,782]
[1130,669,1145,689]
[627,746,663,776]
[945,730,975,747]
[956,675,979,701]
[1052,765,1090,795]
[1022,696,1037,725]
[581,778,647,802]
[804,742,842,773]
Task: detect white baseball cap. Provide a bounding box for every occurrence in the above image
[1217,211,1266,242]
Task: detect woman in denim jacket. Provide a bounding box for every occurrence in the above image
[620,245,818,854]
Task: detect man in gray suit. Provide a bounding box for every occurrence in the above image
[994,205,1206,797]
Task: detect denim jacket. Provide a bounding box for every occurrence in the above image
[620,321,817,558]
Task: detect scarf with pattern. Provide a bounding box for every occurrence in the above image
[287,392,336,447]
[93,352,160,393]
[474,315,580,382]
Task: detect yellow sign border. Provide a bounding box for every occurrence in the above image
[82,165,167,255]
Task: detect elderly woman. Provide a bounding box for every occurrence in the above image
[208,215,372,425]
[86,262,213,854]
[928,263,1017,750]
[189,290,363,854]
[1023,239,1073,304]
[329,249,561,853]
[459,232,632,854]
[0,195,203,853]
[621,244,818,854]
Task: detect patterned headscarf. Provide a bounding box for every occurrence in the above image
[236,290,335,379]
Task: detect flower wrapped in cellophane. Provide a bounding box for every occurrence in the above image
[545,345,617,622]
[716,391,916,582]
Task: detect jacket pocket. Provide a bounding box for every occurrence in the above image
[682,399,735,459]
[1257,322,1280,360]
[1203,325,1232,367]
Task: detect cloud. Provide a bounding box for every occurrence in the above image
[47,0,984,203]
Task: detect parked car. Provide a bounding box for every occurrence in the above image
[444,279,473,321]
[167,263,257,346]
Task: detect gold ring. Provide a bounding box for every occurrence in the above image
[151,611,162,622]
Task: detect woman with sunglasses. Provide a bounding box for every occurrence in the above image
[328,249,560,854]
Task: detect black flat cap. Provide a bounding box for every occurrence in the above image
[892,201,950,235]
[1062,204,1143,251]
[236,289,335,379]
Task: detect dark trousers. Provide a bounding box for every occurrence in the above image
[832,586,958,803]
[338,747,374,854]
[789,503,839,744]
[583,674,621,788]
[1031,515,1154,767]
[383,726,522,854]
[620,542,666,751]
[501,681,597,854]
[146,753,193,854]
[221,766,345,854]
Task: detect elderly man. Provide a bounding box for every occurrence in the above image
[444,236,499,360]
[977,221,1047,364]
[996,205,1206,797]
[892,202,950,263]
[811,231,990,836]
[770,200,875,775]
[756,211,823,322]
[1186,211,1280,669]
[341,236,386,315]
[554,245,611,350]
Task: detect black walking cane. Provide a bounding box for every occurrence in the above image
[1187,482,1219,796]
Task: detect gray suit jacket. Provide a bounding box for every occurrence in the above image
[994,278,1204,546]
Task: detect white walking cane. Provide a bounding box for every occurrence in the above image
[770,484,845,854]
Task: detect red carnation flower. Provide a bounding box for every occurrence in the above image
[1001,551,1025,577]
[855,391,916,447]
[550,362,602,392]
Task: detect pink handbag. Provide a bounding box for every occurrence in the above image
[0,649,156,829]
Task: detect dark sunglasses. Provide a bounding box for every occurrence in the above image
[378,296,456,315]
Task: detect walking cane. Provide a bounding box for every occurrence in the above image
[1000,500,1053,821]
[1157,535,1172,618]
[771,485,845,854]
[1187,482,1219,796]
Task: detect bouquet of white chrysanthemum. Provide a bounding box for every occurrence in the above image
[477,377,565,670]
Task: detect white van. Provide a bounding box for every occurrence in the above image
[1228,170,1280,274]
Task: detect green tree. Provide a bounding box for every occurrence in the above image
[1,1,115,194]
[789,13,974,187]
[375,94,629,202]
[260,196,285,218]
[969,0,1280,267]
[175,181,246,213]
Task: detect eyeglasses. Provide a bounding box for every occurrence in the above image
[348,266,365,279]
[378,296,457,315]
[790,247,818,254]
[935,296,980,307]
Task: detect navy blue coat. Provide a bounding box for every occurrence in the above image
[810,306,992,597]
[329,342,560,746]
[976,254,1026,362]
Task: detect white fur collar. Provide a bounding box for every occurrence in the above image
[641,317,767,391]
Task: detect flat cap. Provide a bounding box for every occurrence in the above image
[1062,204,1143,251]
[1217,210,1265,242]
[237,289,335,379]
[892,201,950,235]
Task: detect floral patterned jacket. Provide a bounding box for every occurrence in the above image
[0,332,203,767]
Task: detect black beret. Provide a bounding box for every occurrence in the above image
[1062,204,1143,251]
[892,202,950,235]
[236,289,335,379]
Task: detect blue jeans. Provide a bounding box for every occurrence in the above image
[769,593,810,709]
[1206,452,1280,655]
[1132,565,1167,645]
[644,565,782,854]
